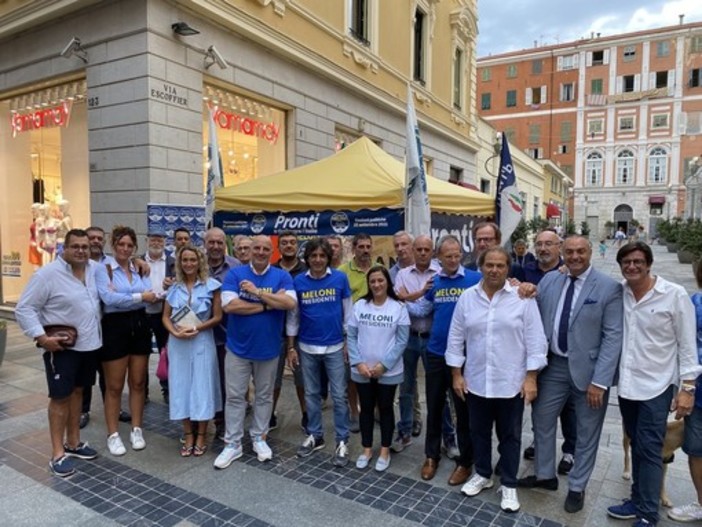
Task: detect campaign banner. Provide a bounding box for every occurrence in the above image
[214,208,404,236]
[147,203,207,252]
[430,213,484,259]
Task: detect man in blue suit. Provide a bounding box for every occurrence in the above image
[519,235,623,514]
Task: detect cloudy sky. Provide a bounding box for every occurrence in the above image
[477,0,702,57]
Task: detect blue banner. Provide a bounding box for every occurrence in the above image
[147,203,207,253]
[214,208,404,236]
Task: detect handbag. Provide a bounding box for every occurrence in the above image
[156,346,169,381]
[42,325,78,348]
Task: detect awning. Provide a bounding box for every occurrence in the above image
[648,195,666,204]
[546,203,561,218]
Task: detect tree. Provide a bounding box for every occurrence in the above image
[526,216,549,236]
[510,219,530,245]
[580,221,591,237]
[565,218,577,235]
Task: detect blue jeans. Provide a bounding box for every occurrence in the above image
[299,349,349,444]
[619,385,675,525]
[397,333,427,437]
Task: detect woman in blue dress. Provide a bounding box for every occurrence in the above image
[162,245,223,457]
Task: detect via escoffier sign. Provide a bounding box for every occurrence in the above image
[10,100,73,138]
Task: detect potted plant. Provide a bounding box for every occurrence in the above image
[565,218,577,236]
[604,220,615,239]
[0,319,7,368]
[665,217,683,253]
[656,218,671,244]
[679,219,702,265]
[580,221,591,238]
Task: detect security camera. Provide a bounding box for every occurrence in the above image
[205,45,227,69]
[60,37,81,57]
[60,36,88,62]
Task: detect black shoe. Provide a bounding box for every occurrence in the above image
[118,410,131,423]
[558,453,574,475]
[523,443,535,460]
[162,390,169,405]
[411,420,422,437]
[269,413,278,431]
[79,412,90,429]
[564,490,585,513]
[517,475,559,490]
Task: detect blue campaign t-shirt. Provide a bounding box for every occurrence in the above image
[425,267,482,356]
[294,270,352,346]
[222,265,294,361]
[691,292,702,409]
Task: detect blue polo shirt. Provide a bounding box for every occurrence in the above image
[425,266,482,356]
[294,269,351,346]
[222,264,294,361]
[516,258,563,285]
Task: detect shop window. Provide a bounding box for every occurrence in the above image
[0,79,89,303]
[203,85,286,187]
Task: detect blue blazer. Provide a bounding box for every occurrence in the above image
[537,268,623,391]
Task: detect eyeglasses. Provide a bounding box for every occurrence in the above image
[620,258,647,267]
[475,237,496,243]
[68,245,90,252]
[535,241,559,248]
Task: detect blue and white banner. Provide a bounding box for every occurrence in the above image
[214,208,404,236]
[495,132,524,245]
[147,203,207,252]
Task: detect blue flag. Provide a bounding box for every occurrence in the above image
[495,132,523,244]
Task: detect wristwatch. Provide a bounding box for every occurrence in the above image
[681,383,697,395]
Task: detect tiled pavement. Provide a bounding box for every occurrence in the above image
[0,241,698,526]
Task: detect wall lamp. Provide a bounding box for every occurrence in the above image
[204,45,227,70]
[172,22,200,36]
[60,36,88,63]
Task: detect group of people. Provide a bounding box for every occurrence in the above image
[14,221,702,527]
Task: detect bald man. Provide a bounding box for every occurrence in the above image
[215,235,297,469]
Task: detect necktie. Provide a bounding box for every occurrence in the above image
[557,276,577,353]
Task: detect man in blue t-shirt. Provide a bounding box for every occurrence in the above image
[286,238,353,467]
[214,235,297,470]
[410,235,481,486]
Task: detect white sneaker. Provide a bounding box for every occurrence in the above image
[130,427,146,450]
[499,486,520,512]
[213,443,243,470]
[107,432,126,456]
[461,473,494,497]
[669,501,702,522]
[252,436,273,462]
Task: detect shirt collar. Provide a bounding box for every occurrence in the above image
[145,252,166,263]
[567,265,592,282]
[250,262,270,276]
[305,267,332,278]
[438,265,466,278]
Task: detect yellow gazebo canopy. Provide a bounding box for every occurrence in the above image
[215,136,494,216]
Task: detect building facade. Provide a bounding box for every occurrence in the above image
[477,20,702,241]
[0,0,483,305]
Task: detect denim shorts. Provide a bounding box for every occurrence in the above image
[684,406,702,457]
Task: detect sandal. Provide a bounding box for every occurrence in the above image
[193,444,208,457]
[180,433,194,457]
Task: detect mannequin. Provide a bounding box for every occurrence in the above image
[56,200,72,255]
[29,203,43,268]
[37,204,60,265]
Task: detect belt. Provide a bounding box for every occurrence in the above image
[410,329,430,339]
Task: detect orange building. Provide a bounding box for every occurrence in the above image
[477,21,702,239]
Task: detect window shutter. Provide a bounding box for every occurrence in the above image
[678,112,688,135]
[603,49,610,64]
[586,52,593,67]
[542,85,547,103]
[634,74,641,91]
[648,72,656,90]
[525,88,532,105]
[557,56,563,71]
[573,54,579,68]
[668,69,676,95]
[616,75,622,94]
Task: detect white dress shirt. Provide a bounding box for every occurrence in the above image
[394,260,440,333]
[618,275,702,401]
[551,266,593,356]
[445,281,548,398]
[144,252,167,314]
[16,257,102,351]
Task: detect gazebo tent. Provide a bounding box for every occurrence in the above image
[214,137,494,219]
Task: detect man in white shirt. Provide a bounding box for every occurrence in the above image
[16,229,102,478]
[607,242,702,527]
[143,229,172,402]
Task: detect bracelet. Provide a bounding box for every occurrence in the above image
[287,347,296,352]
